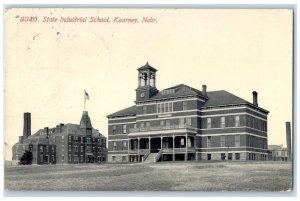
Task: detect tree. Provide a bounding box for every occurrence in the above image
[19,150,33,165]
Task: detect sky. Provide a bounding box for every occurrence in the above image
[4,8,293,160]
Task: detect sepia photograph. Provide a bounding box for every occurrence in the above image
[3,7,293,193]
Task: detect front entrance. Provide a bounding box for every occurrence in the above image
[150,138,161,152]
[86,155,94,163]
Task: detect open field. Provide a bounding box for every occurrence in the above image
[4,161,292,191]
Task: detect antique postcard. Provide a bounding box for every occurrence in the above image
[4,8,293,192]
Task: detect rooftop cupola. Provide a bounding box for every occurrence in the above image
[136,62,159,101]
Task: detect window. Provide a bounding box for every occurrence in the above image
[228,153,232,160]
[220,117,225,128]
[62,155,64,161]
[221,153,226,160]
[235,153,240,160]
[134,124,137,129]
[86,146,91,152]
[68,154,72,161]
[235,135,240,147]
[68,145,71,151]
[122,156,126,162]
[157,102,173,113]
[74,137,78,143]
[235,116,240,127]
[45,146,49,153]
[81,137,84,143]
[87,138,91,143]
[74,145,78,152]
[146,122,150,127]
[207,118,211,129]
[180,117,192,127]
[51,146,55,153]
[40,146,43,153]
[113,142,117,151]
[207,154,211,160]
[166,120,171,127]
[180,138,185,147]
[68,136,72,142]
[112,156,116,162]
[140,122,144,128]
[40,154,43,162]
[80,146,84,152]
[220,136,225,147]
[207,136,211,148]
[123,141,127,149]
[123,125,127,134]
[52,155,55,162]
[183,101,188,110]
[187,137,191,148]
[142,106,147,114]
[62,136,64,140]
[80,155,84,162]
[160,120,165,126]
[112,126,117,134]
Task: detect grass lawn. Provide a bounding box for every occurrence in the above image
[4,161,292,191]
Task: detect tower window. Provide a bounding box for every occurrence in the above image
[142,106,147,114]
[183,101,188,110]
[123,125,127,134]
[220,136,225,147]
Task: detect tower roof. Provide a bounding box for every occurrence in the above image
[137,62,158,72]
[80,111,92,129]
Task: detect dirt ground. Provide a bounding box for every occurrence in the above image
[4,161,293,192]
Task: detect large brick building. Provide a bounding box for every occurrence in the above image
[12,111,107,164]
[107,63,269,163]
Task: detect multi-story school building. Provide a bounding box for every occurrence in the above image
[107,62,269,163]
[12,111,107,164]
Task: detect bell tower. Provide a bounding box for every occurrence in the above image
[136,62,158,101]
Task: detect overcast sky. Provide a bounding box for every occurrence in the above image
[5,8,292,160]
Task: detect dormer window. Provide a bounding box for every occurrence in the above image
[161,89,175,95]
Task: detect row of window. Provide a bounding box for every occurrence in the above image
[207,135,240,148]
[68,145,105,152]
[68,136,104,144]
[141,101,190,115]
[111,155,127,162]
[39,146,55,153]
[67,155,105,162]
[207,116,240,129]
[112,117,192,134]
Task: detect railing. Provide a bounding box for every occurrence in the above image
[142,150,150,163]
[129,124,195,133]
[162,148,195,153]
[154,149,163,162]
[129,149,149,154]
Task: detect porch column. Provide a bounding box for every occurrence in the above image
[138,137,140,162]
[149,137,151,151]
[185,134,188,161]
[172,134,175,161]
[128,139,130,162]
[161,136,163,150]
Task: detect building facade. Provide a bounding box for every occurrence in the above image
[107,63,269,163]
[268,145,288,161]
[12,111,107,164]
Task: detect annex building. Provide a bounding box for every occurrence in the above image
[12,111,107,165]
[107,63,269,163]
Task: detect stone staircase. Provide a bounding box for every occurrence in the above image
[143,153,158,163]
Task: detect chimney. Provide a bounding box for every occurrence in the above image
[252,91,258,106]
[44,127,49,138]
[23,112,31,139]
[19,136,23,144]
[202,85,207,96]
[286,122,291,161]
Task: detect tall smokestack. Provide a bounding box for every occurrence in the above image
[252,91,258,106]
[286,122,291,161]
[202,85,207,96]
[23,112,31,139]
